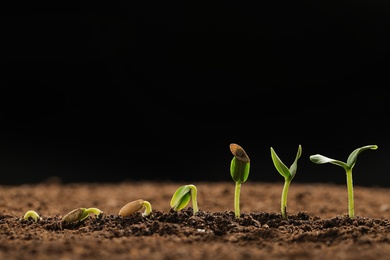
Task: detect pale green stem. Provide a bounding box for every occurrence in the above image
[23,210,41,222]
[281,179,291,220]
[85,207,103,216]
[188,184,198,215]
[346,169,354,218]
[81,207,103,220]
[234,182,241,218]
[142,201,152,216]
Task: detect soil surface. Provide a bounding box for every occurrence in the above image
[1,180,390,259]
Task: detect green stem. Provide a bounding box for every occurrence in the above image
[234,182,241,218]
[281,179,291,219]
[188,184,198,215]
[346,169,354,218]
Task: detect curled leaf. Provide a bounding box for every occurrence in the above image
[170,185,191,211]
[346,145,378,169]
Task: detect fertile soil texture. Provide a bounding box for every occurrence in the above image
[1,181,390,260]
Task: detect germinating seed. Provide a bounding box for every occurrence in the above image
[62,208,85,223]
[119,199,144,217]
[23,210,41,222]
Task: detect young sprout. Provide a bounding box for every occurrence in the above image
[170,184,198,215]
[230,143,250,218]
[271,144,302,220]
[23,210,41,222]
[119,199,152,217]
[310,144,378,218]
[62,207,104,224]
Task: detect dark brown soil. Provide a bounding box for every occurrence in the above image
[1,181,390,259]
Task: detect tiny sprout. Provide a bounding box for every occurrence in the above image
[310,144,378,218]
[230,143,250,218]
[62,207,103,224]
[170,184,198,215]
[119,199,152,217]
[271,144,302,220]
[23,210,41,222]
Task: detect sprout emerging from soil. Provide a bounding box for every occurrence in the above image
[170,184,198,215]
[310,144,378,218]
[119,199,152,217]
[230,143,250,218]
[23,210,41,222]
[62,207,104,224]
[271,144,302,220]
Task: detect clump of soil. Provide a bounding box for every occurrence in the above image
[1,181,390,259]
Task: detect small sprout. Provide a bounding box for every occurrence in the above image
[119,199,152,217]
[23,210,41,222]
[271,144,302,220]
[310,144,378,218]
[62,207,103,224]
[170,184,198,215]
[230,143,250,218]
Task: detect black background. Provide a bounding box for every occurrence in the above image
[1,3,390,186]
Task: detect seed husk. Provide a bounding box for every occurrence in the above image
[62,208,86,223]
[119,199,144,217]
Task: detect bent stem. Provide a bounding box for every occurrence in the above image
[188,184,199,214]
[346,169,354,218]
[23,210,41,222]
[281,179,291,220]
[142,201,153,216]
[234,182,241,218]
[82,208,103,221]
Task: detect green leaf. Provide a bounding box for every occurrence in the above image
[172,192,191,211]
[229,144,250,184]
[346,145,378,169]
[309,154,349,170]
[230,157,250,183]
[289,144,302,179]
[270,147,291,179]
[170,185,191,211]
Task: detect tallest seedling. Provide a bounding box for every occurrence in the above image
[230,143,250,218]
[310,144,378,218]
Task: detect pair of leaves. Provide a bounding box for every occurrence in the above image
[271,145,302,181]
[310,145,378,171]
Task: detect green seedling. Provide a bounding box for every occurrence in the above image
[23,210,41,222]
[119,199,152,217]
[170,184,198,215]
[310,144,378,218]
[271,144,302,220]
[230,143,250,218]
[62,207,104,224]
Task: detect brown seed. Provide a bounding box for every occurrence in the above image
[119,199,144,217]
[62,208,85,223]
[230,143,250,163]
